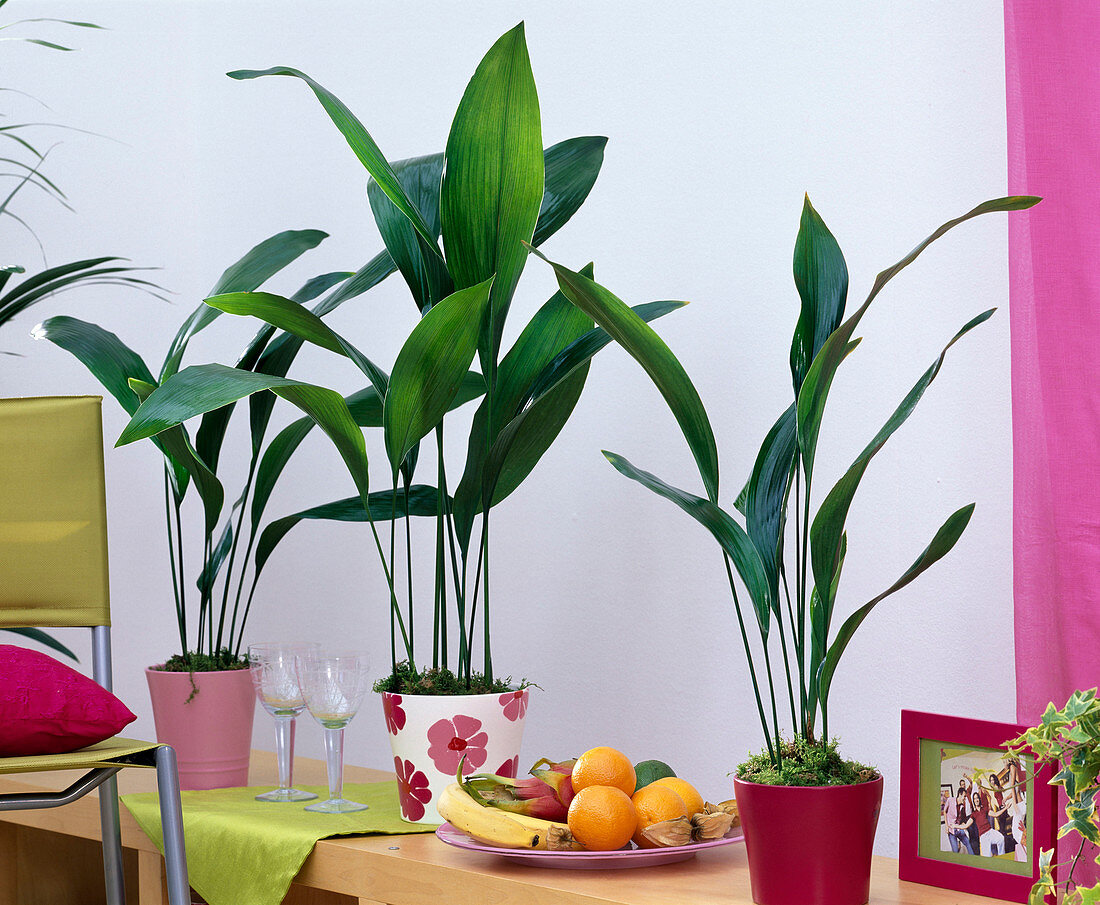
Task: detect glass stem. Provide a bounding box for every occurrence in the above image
[322,726,345,802]
[274,716,295,791]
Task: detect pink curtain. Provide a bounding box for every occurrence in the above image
[1006,0,1100,885]
[1006,1,1100,722]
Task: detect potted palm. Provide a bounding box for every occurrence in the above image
[35,227,395,788]
[527,193,1039,903]
[112,22,685,820]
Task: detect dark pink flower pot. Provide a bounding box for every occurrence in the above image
[734,775,883,905]
[146,667,255,790]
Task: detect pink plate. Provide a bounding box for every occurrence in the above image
[435,822,744,869]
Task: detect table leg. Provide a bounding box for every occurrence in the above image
[138,849,169,905]
[0,822,16,905]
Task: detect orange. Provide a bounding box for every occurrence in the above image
[567,785,637,851]
[571,746,637,796]
[652,776,704,817]
[631,783,689,848]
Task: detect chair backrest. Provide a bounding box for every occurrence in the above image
[0,396,111,630]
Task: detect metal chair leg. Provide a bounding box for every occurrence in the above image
[99,773,127,904]
[155,745,191,905]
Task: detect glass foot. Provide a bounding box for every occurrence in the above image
[305,797,369,813]
[255,788,318,803]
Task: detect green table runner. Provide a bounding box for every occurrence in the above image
[121,782,437,905]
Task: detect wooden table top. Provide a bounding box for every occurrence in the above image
[0,751,1018,905]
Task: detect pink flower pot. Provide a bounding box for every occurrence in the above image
[734,774,883,905]
[145,666,256,790]
[381,688,529,824]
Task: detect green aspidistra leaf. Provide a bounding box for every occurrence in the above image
[383,278,493,474]
[441,22,544,373]
[529,248,719,503]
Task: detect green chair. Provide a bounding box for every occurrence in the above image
[0,395,190,905]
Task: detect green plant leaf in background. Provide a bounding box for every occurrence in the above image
[815,502,975,709]
[796,196,1040,479]
[206,289,389,397]
[227,66,441,257]
[383,278,493,475]
[441,21,544,374]
[603,451,771,636]
[3,626,77,660]
[533,136,607,247]
[808,308,995,621]
[254,486,444,581]
[790,195,848,396]
[118,364,372,511]
[159,229,328,382]
[529,246,720,504]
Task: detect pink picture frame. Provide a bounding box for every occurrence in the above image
[899,710,1057,902]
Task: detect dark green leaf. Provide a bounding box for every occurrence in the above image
[790,196,848,395]
[367,153,452,312]
[159,229,327,381]
[452,274,593,552]
[529,248,719,503]
[809,309,994,618]
[383,278,493,473]
[441,22,544,373]
[206,290,389,396]
[254,486,443,579]
[1,627,77,661]
[34,316,189,497]
[796,196,1040,479]
[604,451,770,636]
[128,377,224,534]
[742,403,797,610]
[816,503,975,706]
[228,67,441,255]
[117,364,371,511]
[532,136,607,247]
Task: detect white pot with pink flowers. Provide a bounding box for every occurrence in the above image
[381,687,530,824]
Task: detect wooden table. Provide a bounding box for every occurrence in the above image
[0,752,1016,905]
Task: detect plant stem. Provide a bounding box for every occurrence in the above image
[774,590,799,734]
[164,471,186,658]
[174,492,187,652]
[722,554,776,768]
[221,460,258,654]
[482,508,492,682]
[800,466,814,738]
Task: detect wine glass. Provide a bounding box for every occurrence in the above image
[296,649,370,813]
[248,642,319,803]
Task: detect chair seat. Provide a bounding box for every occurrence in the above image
[0,736,160,775]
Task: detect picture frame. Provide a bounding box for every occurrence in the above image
[899,710,1057,902]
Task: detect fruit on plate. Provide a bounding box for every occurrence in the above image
[463,757,576,821]
[571,746,637,797]
[631,782,689,849]
[640,801,738,847]
[633,758,677,790]
[567,784,637,851]
[650,776,704,818]
[437,781,583,851]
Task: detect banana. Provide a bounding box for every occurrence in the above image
[438,782,545,849]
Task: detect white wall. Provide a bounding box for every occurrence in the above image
[6,1,1015,855]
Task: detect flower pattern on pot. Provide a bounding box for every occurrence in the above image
[382,693,406,735]
[394,756,431,821]
[497,755,519,778]
[426,714,488,775]
[499,689,528,722]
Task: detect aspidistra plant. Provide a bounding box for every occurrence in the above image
[116,23,686,686]
[531,194,1040,767]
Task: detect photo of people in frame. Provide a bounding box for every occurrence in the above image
[939,747,1027,864]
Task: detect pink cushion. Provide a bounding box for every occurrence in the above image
[0,645,136,756]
